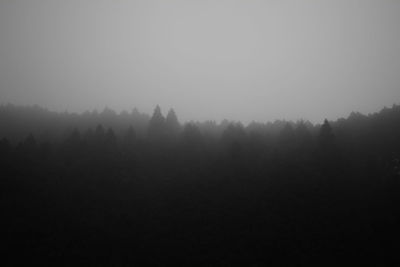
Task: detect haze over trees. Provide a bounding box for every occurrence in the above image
[1,103,400,265]
[1,1,400,265]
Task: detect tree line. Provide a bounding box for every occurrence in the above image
[1,103,400,265]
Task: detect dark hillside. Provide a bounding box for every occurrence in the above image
[1,104,400,265]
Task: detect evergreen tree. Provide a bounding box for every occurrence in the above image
[67,128,81,145]
[295,121,313,151]
[182,123,203,150]
[279,123,296,145]
[17,133,37,159]
[124,126,137,146]
[64,128,82,154]
[221,123,247,145]
[95,124,105,138]
[148,105,166,140]
[319,119,335,151]
[105,128,116,146]
[317,119,341,173]
[165,108,181,137]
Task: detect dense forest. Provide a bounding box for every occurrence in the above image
[1,104,400,265]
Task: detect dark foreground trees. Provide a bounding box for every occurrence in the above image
[1,104,400,265]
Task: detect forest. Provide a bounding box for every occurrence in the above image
[1,104,400,265]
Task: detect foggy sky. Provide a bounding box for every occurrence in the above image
[1,0,400,124]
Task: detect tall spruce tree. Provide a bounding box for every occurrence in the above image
[147,105,166,140]
[319,119,335,151]
[165,108,181,137]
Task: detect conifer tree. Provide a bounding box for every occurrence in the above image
[319,119,335,151]
[148,105,166,140]
[165,108,181,137]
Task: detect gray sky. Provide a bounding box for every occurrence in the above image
[1,0,400,123]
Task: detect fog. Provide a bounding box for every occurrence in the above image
[1,0,400,123]
[3,2,400,264]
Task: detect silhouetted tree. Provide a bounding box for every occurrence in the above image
[278,123,296,157]
[148,105,166,141]
[16,133,38,161]
[123,126,137,147]
[2,103,400,265]
[221,123,247,144]
[63,128,82,164]
[165,108,181,139]
[182,123,203,151]
[317,119,341,173]
[95,124,105,142]
[105,128,117,147]
[295,121,313,154]
[318,119,335,151]
[279,123,295,144]
[66,128,81,145]
[84,128,94,143]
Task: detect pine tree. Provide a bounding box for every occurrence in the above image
[148,105,166,140]
[319,119,335,150]
[182,123,203,149]
[105,128,116,146]
[165,108,181,137]
[295,121,313,148]
[279,123,296,145]
[124,126,136,146]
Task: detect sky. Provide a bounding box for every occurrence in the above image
[0,0,400,124]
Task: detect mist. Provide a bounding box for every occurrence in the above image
[1,0,400,123]
[2,1,400,265]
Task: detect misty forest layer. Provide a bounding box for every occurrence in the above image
[1,104,400,265]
